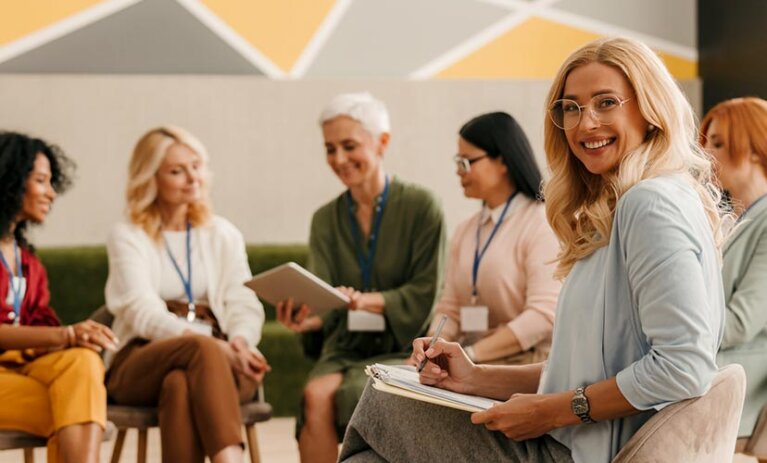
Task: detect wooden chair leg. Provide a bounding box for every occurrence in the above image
[111,429,126,463]
[23,448,34,463]
[245,424,261,463]
[137,429,148,463]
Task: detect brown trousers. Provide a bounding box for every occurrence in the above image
[106,335,252,463]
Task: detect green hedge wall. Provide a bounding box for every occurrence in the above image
[36,244,313,416]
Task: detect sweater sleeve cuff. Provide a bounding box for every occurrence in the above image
[227,328,261,348]
[506,309,553,351]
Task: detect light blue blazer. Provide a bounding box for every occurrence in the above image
[717,195,767,436]
[540,175,725,463]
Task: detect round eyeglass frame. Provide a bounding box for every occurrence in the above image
[548,94,632,130]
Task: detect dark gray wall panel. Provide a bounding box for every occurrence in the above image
[0,0,263,74]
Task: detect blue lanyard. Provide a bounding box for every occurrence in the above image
[163,222,196,321]
[346,176,390,291]
[472,192,518,302]
[0,240,23,323]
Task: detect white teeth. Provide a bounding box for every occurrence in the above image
[584,139,612,149]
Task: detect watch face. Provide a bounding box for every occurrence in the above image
[572,397,589,415]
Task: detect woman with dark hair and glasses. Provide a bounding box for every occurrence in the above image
[425,112,560,365]
[0,131,117,463]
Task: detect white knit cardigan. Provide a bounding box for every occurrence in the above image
[104,216,264,366]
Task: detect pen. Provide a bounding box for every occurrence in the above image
[417,314,447,373]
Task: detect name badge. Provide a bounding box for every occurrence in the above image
[348,311,386,332]
[460,305,489,332]
[178,316,213,337]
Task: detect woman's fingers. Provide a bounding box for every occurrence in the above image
[293,304,311,324]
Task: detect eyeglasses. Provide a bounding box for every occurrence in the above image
[454,155,487,174]
[548,94,632,130]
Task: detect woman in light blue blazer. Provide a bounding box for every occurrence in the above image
[702,97,767,439]
[339,37,727,463]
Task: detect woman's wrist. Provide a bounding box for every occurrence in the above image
[64,325,76,348]
[462,363,486,396]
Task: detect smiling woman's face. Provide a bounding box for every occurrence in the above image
[19,153,57,224]
[322,115,386,188]
[562,62,649,175]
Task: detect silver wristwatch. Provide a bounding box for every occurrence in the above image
[571,386,594,424]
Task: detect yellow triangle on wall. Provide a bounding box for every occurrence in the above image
[437,17,697,80]
[202,0,337,73]
[0,0,103,46]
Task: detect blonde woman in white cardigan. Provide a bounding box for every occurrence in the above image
[105,126,269,463]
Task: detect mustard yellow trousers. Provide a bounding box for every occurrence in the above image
[0,348,106,462]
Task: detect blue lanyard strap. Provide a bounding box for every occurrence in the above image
[472,191,518,299]
[163,222,195,319]
[346,176,390,291]
[0,240,23,321]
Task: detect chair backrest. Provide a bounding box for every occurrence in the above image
[89,305,114,328]
[612,364,746,463]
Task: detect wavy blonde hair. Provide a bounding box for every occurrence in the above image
[126,126,212,240]
[543,37,725,279]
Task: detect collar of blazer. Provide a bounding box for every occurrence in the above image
[724,196,767,254]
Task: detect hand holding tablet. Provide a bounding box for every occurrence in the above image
[245,262,350,313]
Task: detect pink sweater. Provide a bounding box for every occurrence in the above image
[430,195,561,351]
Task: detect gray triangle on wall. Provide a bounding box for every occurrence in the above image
[0,0,264,74]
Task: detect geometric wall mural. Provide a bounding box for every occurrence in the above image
[0,0,697,79]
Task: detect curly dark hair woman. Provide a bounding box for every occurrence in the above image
[0,131,74,249]
[0,131,117,463]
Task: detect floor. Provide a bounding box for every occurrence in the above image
[0,418,760,462]
[0,418,301,463]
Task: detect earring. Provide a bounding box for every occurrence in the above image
[647,124,656,132]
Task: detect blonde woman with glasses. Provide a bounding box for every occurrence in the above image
[105,126,269,463]
[340,37,725,463]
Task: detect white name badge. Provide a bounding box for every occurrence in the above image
[348,311,386,332]
[460,305,489,332]
[178,316,213,337]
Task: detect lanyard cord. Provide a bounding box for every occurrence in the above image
[0,240,23,322]
[472,191,519,300]
[346,176,390,291]
[163,222,196,321]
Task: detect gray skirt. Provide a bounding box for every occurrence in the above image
[340,379,573,463]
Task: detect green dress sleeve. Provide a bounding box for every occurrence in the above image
[380,191,446,349]
[302,206,344,359]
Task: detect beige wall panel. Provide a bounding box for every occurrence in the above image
[0,76,700,246]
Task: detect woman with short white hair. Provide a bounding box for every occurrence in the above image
[276,92,446,463]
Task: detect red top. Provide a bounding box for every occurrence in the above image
[0,246,61,326]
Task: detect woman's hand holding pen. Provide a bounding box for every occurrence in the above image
[276,298,323,333]
[411,337,476,395]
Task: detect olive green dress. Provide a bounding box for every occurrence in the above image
[297,177,446,441]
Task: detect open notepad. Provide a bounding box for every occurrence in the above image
[365,363,502,413]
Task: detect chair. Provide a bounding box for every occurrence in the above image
[0,423,115,463]
[90,306,273,463]
[612,364,746,463]
[735,404,767,462]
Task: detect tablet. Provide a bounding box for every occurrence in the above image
[245,262,350,313]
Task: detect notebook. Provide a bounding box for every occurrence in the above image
[365,363,501,413]
[245,262,349,313]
